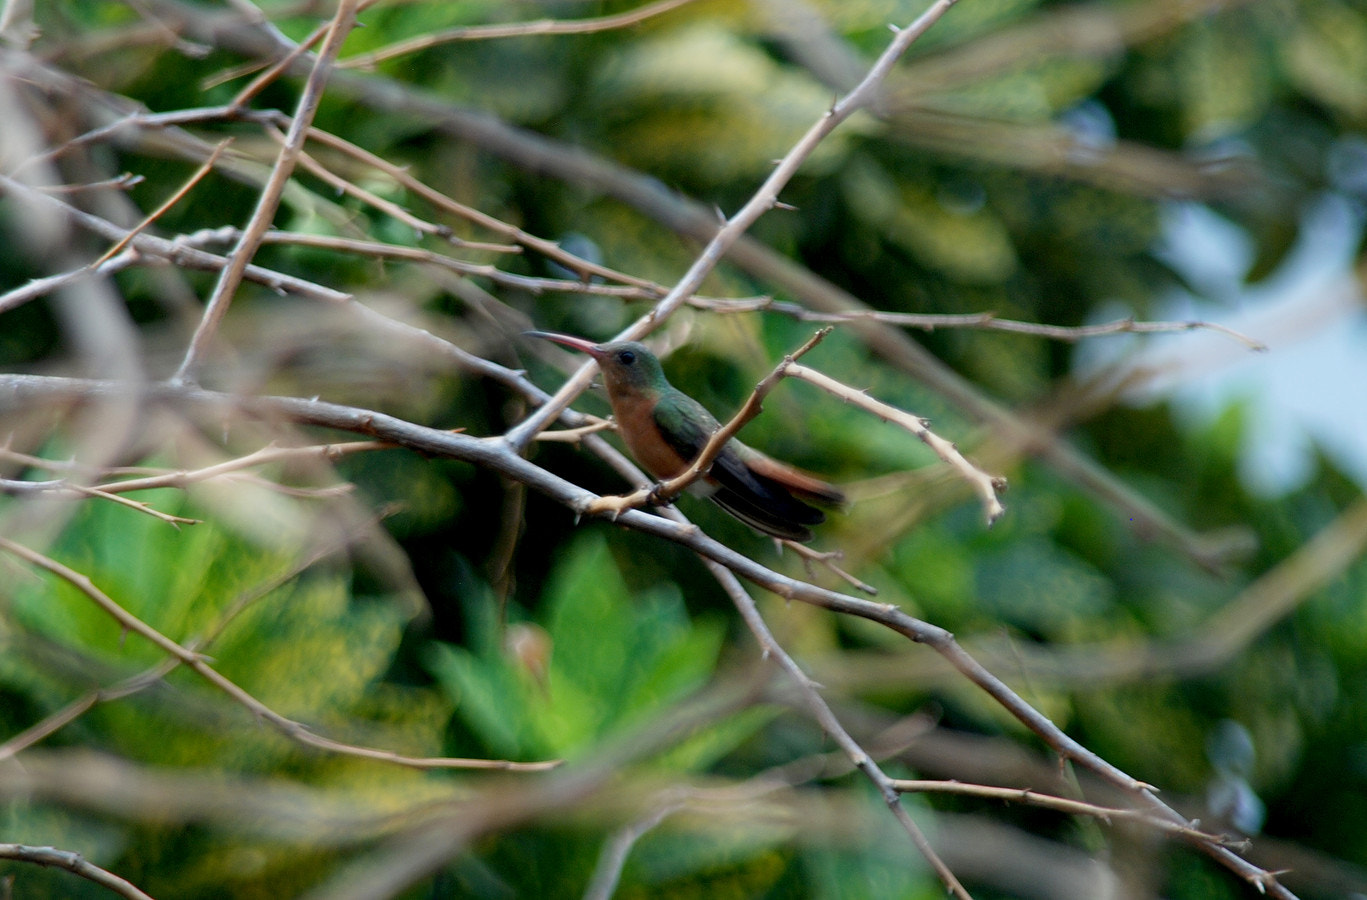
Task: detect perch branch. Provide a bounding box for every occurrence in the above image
[0,374,1295,898]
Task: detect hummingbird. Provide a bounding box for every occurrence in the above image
[526,331,844,542]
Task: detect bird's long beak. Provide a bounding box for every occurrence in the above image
[523,330,605,359]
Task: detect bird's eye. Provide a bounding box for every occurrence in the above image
[618,350,635,365]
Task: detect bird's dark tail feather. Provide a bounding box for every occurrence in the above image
[711,484,825,542]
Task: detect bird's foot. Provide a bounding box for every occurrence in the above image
[645,482,679,507]
[582,492,643,521]
[582,481,676,521]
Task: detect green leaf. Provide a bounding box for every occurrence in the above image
[428,533,732,763]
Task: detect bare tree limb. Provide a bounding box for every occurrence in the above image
[172,0,361,384]
[0,373,1298,898]
[0,844,155,900]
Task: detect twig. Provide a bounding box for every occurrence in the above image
[90,441,390,494]
[0,250,139,316]
[697,538,973,899]
[340,0,698,70]
[33,173,144,194]
[172,0,361,385]
[785,542,879,595]
[91,138,232,267]
[0,658,181,762]
[0,479,199,526]
[227,13,329,106]
[64,484,201,526]
[582,800,686,900]
[0,498,398,761]
[277,132,515,249]
[785,362,1006,526]
[0,175,351,303]
[693,300,1268,351]
[0,844,155,900]
[298,126,664,289]
[891,779,1237,846]
[0,442,388,515]
[531,419,616,443]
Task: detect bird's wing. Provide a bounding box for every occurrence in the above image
[652,394,828,541]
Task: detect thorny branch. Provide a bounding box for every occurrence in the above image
[0,374,1301,899]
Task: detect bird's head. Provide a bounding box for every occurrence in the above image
[525,331,667,400]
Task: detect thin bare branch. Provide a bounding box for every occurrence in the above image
[0,250,137,316]
[786,541,879,595]
[340,0,698,70]
[0,174,351,303]
[299,126,665,289]
[172,0,362,385]
[92,137,232,267]
[892,779,1236,845]
[92,441,390,495]
[695,528,972,900]
[0,658,181,762]
[784,362,1006,525]
[0,844,155,900]
[582,800,686,900]
[532,419,616,443]
[694,299,1268,351]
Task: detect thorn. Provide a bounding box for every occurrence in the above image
[773,200,798,212]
